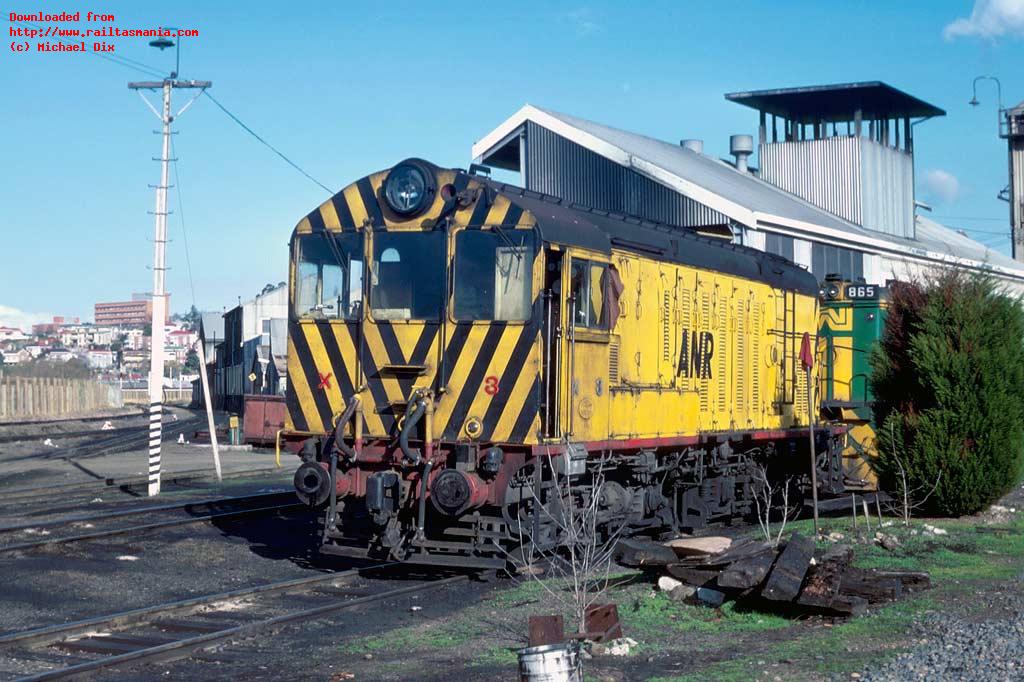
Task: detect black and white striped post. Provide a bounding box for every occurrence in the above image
[148,401,163,495]
[144,79,172,498]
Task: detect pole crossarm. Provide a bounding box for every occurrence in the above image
[128,80,212,90]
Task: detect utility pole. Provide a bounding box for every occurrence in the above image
[129,68,213,497]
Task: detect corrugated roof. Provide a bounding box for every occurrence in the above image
[199,312,225,342]
[914,216,1019,271]
[528,105,867,232]
[473,104,1024,281]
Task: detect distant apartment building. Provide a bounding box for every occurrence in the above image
[57,324,115,349]
[94,293,171,327]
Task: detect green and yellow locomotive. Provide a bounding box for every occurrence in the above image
[817,276,890,489]
[284,158,845,568]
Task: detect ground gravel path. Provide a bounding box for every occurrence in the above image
[860,591,1024,682]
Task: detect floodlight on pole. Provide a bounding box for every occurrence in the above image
[970,75,1004,124]
[149,29,181,78]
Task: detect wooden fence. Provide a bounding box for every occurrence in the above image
[0,378,123,421]
[121,388,192,405]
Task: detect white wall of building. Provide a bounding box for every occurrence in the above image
[242,285,288,342]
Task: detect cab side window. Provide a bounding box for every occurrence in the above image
[294,233,364,319]
[569,259,610,330]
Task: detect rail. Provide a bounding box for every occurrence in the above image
[1,568,466,680]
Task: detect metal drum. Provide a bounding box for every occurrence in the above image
[517,642,582,682]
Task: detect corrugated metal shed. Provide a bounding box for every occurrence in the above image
[760,136,915,239]
[472,104,1024,283]
[524,122,729,229]
[860,139,915,238]
[760,137,864,225]
[474,104,875,235]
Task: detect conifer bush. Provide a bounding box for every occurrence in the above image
[870,270,1024,516]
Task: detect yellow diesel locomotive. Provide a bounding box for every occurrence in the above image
[285,158,844,568]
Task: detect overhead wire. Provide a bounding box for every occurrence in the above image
[169,136,199,310]
[201,90,333,195]
[933,215,1009,222]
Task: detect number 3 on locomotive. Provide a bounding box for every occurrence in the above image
[483,376,499,395]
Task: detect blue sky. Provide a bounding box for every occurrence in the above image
[2,0,1023,327]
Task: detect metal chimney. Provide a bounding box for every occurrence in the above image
[730,134,754,173]
[680,139,704,154]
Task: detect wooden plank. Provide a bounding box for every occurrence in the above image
[665,565,721,586]
[871,570,931,590]
[839,568,902,603]
[614,538,679,567]
[664,536,732,557]
[761,533,814,602]
[827,594,868,616]
[672,539,773,568]
[718,550,777,590]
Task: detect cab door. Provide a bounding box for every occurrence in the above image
[563,253,615,442]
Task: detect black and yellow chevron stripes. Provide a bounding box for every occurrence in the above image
[286,317,541,444]
[294,169,535,235]
[286,320,361,434]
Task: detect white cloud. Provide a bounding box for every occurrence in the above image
[922,169,962,205]
[564,8,603,37]
[943,0,1024,40]
[0,305,52,332]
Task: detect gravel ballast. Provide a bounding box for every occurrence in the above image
[861,591,1024,682]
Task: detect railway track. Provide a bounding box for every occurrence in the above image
[3,418,202,465]
[0,466,286,508]
[0,567,465,680]
[0,424,156,446]
[0,491,302,555]
[0,411,147,430]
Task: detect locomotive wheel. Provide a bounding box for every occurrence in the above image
[501,460,562,555]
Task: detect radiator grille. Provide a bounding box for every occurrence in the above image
[699,289,710,413]
[716,298,727,413]
[735,299,746,414]
[609,336,620,384]
[662,291,671,363]
[752,303,761,416]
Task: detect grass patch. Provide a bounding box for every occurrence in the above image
[612,580,794,654]
[653,595,936,682]
[335,514,1024,679]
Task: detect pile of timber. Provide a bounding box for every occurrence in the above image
[614,533,930,616]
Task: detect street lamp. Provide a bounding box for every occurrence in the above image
[970,75,1005,131]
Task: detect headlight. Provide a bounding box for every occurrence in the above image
[383,160,435,216]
